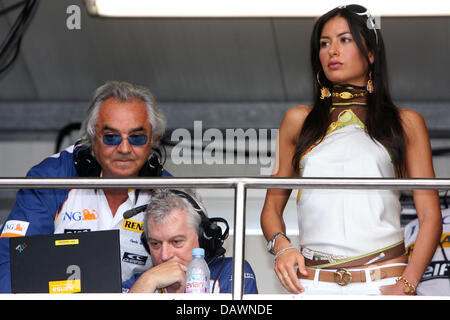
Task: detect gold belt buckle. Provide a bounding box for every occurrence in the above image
[334,268,352,286]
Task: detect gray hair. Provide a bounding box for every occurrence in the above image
[78,81,166,148]
[143,189,206,239]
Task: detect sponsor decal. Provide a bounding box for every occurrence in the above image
[0,220,29,237]
[122,219,143,233]
[48,279,81,294]
[408,233,450,282]
[441,233,450,247]
[15,243,28,253]
[129,238,139,245]
[64,229,91,233]
[405,243,414,258]
[122,252,148,265]
[406,233,450,258]
[63,209,97,222]
[55,239,79,246]
[422,261,450,281]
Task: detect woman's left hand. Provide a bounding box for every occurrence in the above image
[379,281,414,296]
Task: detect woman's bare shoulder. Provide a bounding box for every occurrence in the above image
[399,108,425,123]
[282,105,313,125]
[398,108,430,145]
[278,105,313,143]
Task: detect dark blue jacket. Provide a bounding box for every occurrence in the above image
[0,146,171,293]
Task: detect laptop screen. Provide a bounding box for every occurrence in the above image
[10,230,122,293]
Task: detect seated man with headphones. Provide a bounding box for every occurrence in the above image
[124,188,258,294]
[0,81,170,292]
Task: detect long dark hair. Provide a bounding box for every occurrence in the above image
[292,5,406,176]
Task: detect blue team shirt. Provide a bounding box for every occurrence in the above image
[122,257,258,294]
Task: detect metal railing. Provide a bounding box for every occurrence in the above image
[1,176,450,300]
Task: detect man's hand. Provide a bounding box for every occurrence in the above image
[129,260,187,293]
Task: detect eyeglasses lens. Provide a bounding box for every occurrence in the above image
[102,134,148,146]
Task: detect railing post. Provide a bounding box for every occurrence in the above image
[232,181,247,300]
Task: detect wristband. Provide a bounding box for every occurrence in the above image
[273,246,298,263]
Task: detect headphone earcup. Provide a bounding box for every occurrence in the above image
[204,222,223,240]
[138,152,163,177]
[199,220,226,261]
[140,232,150,254]
[73,145,101,177]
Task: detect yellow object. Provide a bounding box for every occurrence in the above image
[49,279,81,294]
[55,239,79,246]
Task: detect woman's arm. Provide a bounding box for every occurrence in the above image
[383,109,442,295]
[260,105,311,293]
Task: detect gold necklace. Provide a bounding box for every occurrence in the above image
[331,91,367,99]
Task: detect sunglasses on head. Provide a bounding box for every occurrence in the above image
[102,134,148,146]
[338,4,379,44]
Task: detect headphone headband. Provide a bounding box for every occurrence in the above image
[140,189,229,263]
[170,189,228,261]
[73,142,163,178]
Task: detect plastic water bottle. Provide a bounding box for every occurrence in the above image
[185,248,210,293]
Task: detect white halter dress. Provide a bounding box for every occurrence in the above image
[297,107,404,261]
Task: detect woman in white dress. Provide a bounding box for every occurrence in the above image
[260,4,442,295]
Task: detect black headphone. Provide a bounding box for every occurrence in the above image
[138,189,229,263]
[73,141,163,177]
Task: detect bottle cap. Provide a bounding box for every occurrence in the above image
[192,248,205,257]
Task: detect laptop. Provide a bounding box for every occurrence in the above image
[9,230,122,293]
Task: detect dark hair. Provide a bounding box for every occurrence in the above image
[292,4,406,176]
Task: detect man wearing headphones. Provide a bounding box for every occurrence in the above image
[0,81,170,292]
[125,188,258,294]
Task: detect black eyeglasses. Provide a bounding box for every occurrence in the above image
[102,134,148,146]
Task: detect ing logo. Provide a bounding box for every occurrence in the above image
[0,220,29,238]
[82,209,97,220]
[63,209,98,222]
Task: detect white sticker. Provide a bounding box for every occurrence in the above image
[1,220,29,237]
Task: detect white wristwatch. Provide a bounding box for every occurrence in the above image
[267,232,290,255]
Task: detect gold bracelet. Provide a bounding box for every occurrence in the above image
[396,276,416,295]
